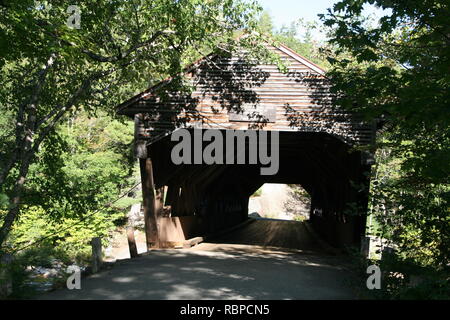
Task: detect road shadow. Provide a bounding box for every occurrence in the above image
[37,241,359,300]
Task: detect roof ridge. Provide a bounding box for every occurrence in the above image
[275,43,326,75]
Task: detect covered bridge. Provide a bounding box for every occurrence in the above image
[116,42,375,249]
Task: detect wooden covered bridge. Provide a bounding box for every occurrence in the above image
[116,42,375,250]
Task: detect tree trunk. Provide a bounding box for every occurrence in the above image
[0,153,33,246]
[0,69,99,247]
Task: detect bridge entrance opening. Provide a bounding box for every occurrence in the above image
[135,129,371,250]
[248,183,311,222]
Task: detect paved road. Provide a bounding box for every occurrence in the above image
[39,219,359,300]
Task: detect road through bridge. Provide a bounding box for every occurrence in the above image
[39,219,359,300]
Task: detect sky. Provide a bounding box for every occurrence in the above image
[257,0,390,38]
[257,0,338,27]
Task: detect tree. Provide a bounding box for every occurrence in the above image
[256,10,329,68]
[258,10,274,35]
[0,0,264,247]
[6,109,137,264]
[320,0,449,267]
[274,19,329,68]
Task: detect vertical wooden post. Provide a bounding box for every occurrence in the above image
[156,187,165,216]
[91,237,103,273]
[140,157,159,250]
[0,253,13,298]
[360,235,370,258]
[126,226,139,258]
[134,114,148,159]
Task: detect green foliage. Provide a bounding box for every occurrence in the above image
[14,110,136,221]
[274,20,330,69]
[251,188,262,198]
[0,194,8,209]
[256,11,330,68]
[15,245,71,268]
[0,0,274,298]
[288,184,311,201]
[0,256,37,299]
[0,244,75,299]
[0,0,264,119]
[368,141,449,267]
[0,0,267,248]
[376,254,448,300]
[0,107,137,299]
[293,215,306,222]
[258,11,274,35]
[322,0,449,298]
[7,204,122,264]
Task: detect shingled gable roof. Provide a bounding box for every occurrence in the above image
[116,41,327,116]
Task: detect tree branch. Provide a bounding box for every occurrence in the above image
[34,19,173,63]
[0,54,57,187]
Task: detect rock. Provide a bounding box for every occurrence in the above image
[104,246,113,257]
[128,203,144,228]
[248,212,261,218]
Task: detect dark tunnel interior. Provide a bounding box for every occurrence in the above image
[146,129,371,248]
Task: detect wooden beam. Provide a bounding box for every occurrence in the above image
[155,187,165,216]
[91,237,103,273]
[139,157,159,249]
[0,253,13,298]
[126,226,139,258]
[134,114,148,159]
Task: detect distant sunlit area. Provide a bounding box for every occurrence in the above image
[248,184,310,221]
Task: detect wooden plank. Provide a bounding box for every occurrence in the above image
[182,236,204,248]
[91,237,103,273]
[139,157,159,249]
[0,253,13,298]
[228,104,277,123]
[126,226,139,258]
[134,114,148,158]
[155,186,165,216]
[122,43,375,147]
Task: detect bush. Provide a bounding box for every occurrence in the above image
[1,204,127,298]
[350,248,450,300]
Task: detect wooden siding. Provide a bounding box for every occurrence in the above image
[117,45,375,147]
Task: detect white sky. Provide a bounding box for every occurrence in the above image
[257,0,391,41]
